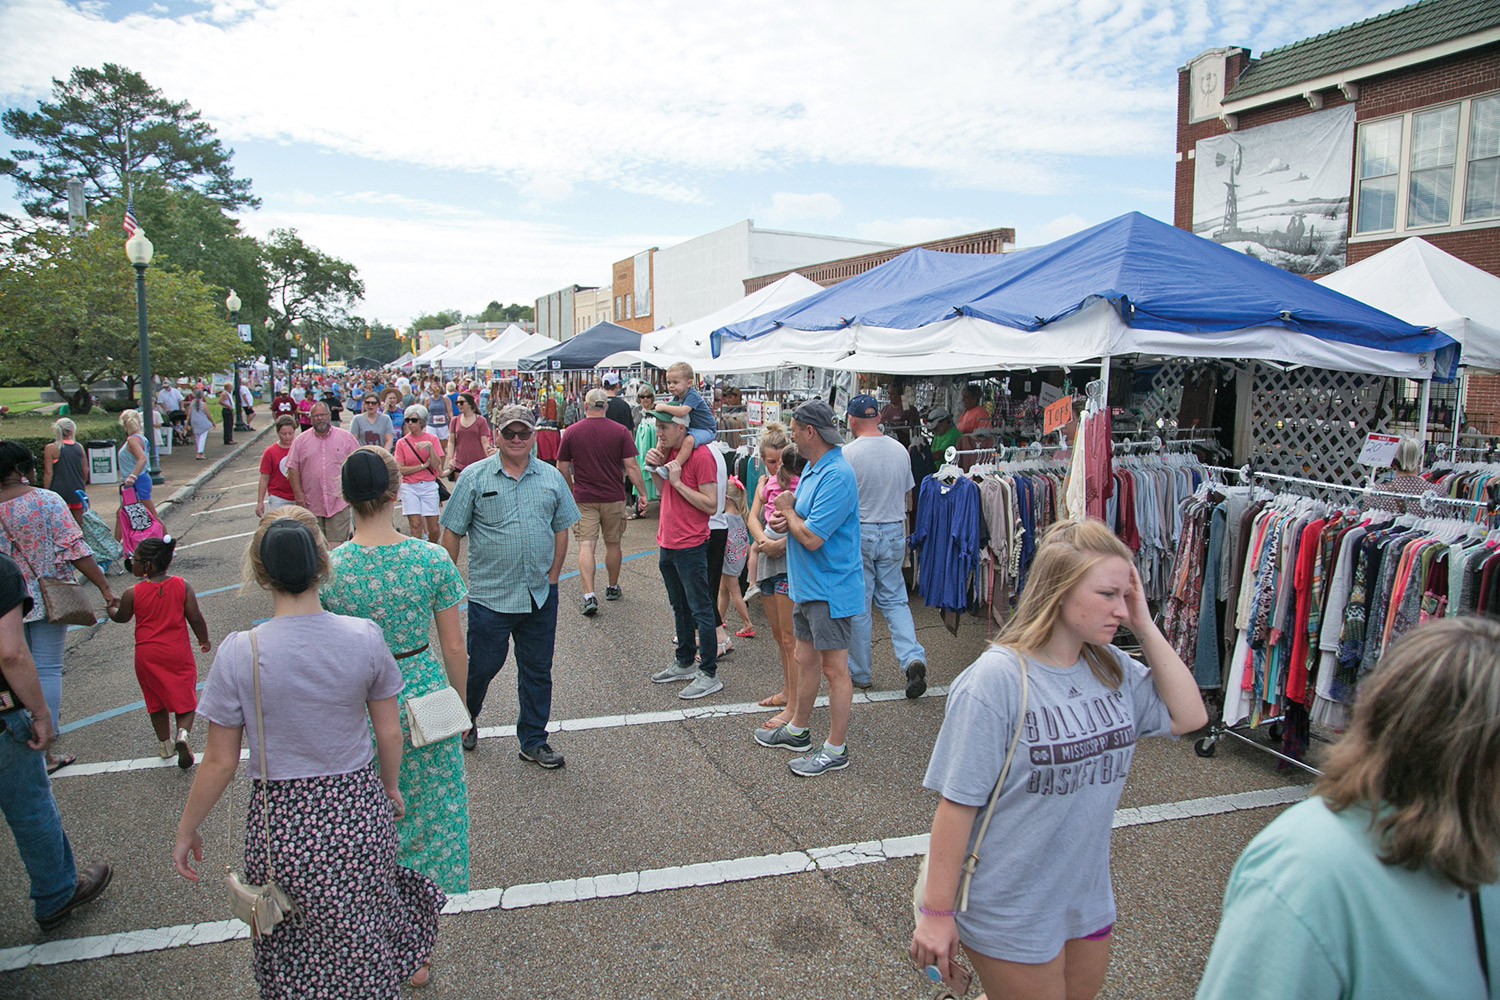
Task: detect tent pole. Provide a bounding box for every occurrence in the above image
[1453,368,1468,451]
[1099,356,1112,411]
[1416,377,1432,446]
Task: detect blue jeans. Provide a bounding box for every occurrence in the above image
[466,586,559,752]
[24,621,66,733]
[0,708,76,920]
[849,522,926,685]
[658,544,718,678]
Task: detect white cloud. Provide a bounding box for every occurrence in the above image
[1027,213,1092,246]
[239,206,688,325]
[0,0,1399,203]
[855,216,982,245]
[761,192,843,224]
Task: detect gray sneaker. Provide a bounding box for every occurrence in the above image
[754,723,812,752]
[789,745,850,777]
[651,661,698,684]
[677,670,723,700]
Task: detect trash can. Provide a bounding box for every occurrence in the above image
[86,440,119,484]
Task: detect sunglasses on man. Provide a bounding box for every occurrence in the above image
[500,426,534,440]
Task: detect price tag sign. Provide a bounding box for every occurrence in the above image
[746,399,763,425]
[1043,397,1073,435]
[1357,433,1401,468]
[1038,382,1064,406]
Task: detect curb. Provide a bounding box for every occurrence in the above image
[158,424,274,514]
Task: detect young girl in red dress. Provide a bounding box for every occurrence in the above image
[108,536,211,768]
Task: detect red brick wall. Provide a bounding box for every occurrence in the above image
[611,255,655,335]
[1466,374,1500,435]
[1356,45,1500,119]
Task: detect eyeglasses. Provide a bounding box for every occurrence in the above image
[500,427,534,440]
[403,417,422,423]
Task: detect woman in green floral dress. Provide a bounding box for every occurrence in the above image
[320,447,470,894]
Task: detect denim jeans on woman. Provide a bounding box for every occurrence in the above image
[849,521,926,686]
[0,708,76,919]
[658,544,718,678]
[24,621,66,732]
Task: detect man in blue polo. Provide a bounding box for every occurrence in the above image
[441,404,580,769]
[755,399,863,777]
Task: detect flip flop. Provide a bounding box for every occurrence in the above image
[757,692,788,708]
[47,755,76,775]
[760,713,791,730]
[735,626,756,638]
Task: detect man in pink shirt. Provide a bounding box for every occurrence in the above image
[285,401,359,543]
[646,412,723,701]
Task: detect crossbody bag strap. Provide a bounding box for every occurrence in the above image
[1474,892,1491,995]
[247,629,276,883]
[956,657,1028,911]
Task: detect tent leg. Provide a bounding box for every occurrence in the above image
[1098,356,1112,411]
[1416,377,1431,445]
[1453,368,1467,451]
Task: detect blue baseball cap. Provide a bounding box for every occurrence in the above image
[845,393,880,418]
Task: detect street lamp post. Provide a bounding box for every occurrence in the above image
[226,290,251,432]
[264,316,276,398]
[125,230,163,484]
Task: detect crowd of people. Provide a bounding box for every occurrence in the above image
[0,359,1496,1000]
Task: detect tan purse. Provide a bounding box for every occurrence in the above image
[913,658,1028,923]
[0,514,97,627]
[225,629,301,937]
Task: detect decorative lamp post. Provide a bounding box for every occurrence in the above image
[125,230,163,484]
[264,316,276,397]
[226,290,251,431]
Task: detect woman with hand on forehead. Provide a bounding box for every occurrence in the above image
[912,519,1206,1000]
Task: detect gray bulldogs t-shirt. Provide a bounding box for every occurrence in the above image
[923,644,1171,962]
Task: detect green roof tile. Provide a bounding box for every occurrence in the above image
[1226,0,1500,102]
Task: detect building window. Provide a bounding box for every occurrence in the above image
[1465,94,1500,223]
[624,293,633,319]
[615,296,622,318]
[1357,118,1401,233]
[1354,93,1500,237]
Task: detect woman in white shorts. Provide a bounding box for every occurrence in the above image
[392,404,445,542]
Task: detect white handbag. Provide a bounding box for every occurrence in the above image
[405,686,470,747]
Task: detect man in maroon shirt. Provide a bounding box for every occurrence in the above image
[557,389,647,616]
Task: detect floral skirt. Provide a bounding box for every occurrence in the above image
[245,766,445,1000]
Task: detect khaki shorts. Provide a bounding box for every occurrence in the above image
[574,501,627,544]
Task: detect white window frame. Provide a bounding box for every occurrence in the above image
[1350,90,1500,242]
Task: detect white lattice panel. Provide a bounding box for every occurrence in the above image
[1246,363,1393,485]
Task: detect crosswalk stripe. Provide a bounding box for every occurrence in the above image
[0,784,1308,972]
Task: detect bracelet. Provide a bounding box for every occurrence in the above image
[918,906,957,918]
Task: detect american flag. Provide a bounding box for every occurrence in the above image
[122,196,139,240]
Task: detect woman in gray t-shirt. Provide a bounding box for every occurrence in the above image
[173,509,445,996]
[911,519,1207,1000]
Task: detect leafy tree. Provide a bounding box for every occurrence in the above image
[1,63,258,222]
[261,228,364,342]
[0,221,240,412]
[473,300,533,323]
[408,309,463,335]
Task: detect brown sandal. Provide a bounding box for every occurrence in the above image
[757,692,788,708]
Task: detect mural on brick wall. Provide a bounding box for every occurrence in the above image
[1193,105,1356,274]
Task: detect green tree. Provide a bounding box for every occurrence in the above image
[0,221,240,412]
[1,63,258,222]
[473,300,533,323]
[261,228,364,343]
[409,309,462,335]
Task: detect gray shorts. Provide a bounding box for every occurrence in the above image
[792,600,853,651]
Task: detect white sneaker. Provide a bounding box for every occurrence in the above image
[677,670,724,700]
[158,739,174,759]
[744,583,761,599]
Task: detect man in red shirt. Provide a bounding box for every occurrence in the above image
[270,389,297,427]
[646,412,723,700]
[955,383,991,435]
[557,390,646,617]
[256,416,299,516]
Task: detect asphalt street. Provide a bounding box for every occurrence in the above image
[0,436,1318,999]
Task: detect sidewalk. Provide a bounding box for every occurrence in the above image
[82,416,273,515]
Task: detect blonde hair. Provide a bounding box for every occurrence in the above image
[242,507,332,593]
[725,478,747,516]
[118,409,142,434]
[1316,617,1500,891]
[666,361,695,380]
[994,519,1132,689]
[52,417,76,443]
[1393,435,1424,473]
[347,446,401,520]
[759,421,790,456]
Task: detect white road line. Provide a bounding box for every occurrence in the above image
[221,481,259,490]
[191,501,259,516]
[0,784,1308,972]
[53,688,952,779]
[177,531,256,551]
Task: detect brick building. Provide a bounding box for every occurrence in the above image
[1176,0,1500,432]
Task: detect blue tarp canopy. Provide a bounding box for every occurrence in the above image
[517,321,641,372]
[713,213,1457,379]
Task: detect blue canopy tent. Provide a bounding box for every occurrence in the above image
[517,321,641,372]
[712,213,1457,389]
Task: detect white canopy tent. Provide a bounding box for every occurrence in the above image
[1316,237,1500,374]
[436,332,497,369]
[596,273,826,369]
[482,332,556,370]
[391,352,416,369]
[474,326,541,368]
[411,342,450,366]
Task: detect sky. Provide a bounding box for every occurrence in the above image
[0,0,1411,328]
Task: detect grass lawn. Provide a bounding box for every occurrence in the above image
[0,387,47,413]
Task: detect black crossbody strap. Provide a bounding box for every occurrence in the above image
[1474,892,1490,995]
